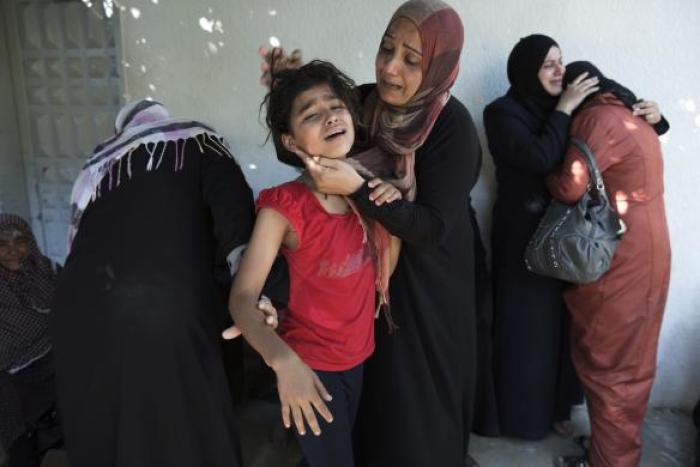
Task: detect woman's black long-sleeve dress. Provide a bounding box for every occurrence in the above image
[51,142,254,467]
[351,88,481,467]
[483,95,582,439]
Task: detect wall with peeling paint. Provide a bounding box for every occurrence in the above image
[115,0,699,409]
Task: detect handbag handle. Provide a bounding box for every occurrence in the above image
[570,137,606,196]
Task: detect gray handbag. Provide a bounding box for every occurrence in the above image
[524,137,626,284]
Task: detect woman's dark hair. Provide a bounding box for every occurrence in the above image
[261,59,360,168]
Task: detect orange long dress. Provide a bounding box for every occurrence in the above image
[546,93,671,467]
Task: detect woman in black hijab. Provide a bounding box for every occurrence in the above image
[482,34,667,440]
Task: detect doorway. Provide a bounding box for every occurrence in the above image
[1,0,122,261]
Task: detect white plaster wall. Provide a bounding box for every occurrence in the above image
[117,0,700,409]
[0,4,29,219]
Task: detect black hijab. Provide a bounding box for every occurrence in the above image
[564,60,670,135]
[564,61,639,112]
[506,34,560,120]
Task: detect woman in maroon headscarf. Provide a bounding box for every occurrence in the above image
[261,2,482,465]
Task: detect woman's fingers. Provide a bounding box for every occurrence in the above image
[270,47,285,61]
[384,190,402,204]
[221,325,242,340]
[581,85,600,98]
[567,75,597,92]
[632,100,661,123]
[258,46,303,89]
[313,156,343,169]
[303,157,363,195]
[369,184,389,202]
[375,188,396,205]
[302,155,341,176]
[292,147,312,163]
[257,296,278,328]
[301,402,322,436]
[256,295,278,328]
[265,314,278,328]
[572,71,589,85]
[290,49,303,64]
[568,78,598,96]
[634,100,657,111]
[379,185,402,204]
[302,156,325,178]
[368,180,402,205]
[368,178,382,189]
[579,77,599,89]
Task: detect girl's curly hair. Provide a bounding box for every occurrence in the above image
[261,60,361,168]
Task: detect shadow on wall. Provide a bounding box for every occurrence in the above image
[81,0,291,183]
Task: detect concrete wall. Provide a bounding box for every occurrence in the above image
[0,2,29,219]
[116,0,699,409]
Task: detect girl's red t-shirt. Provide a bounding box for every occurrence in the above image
[256,181,376,371]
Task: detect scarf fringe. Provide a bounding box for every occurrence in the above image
[85,135,229,204]
[375,291,398,334]
[155,140,167,169]
[69,129,236,251]
[346,197,396,334]
[194,134,205,153]
[116,156,123,186]
[145,142,157,171]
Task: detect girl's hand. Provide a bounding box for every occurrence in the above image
[222,295,278,339]
[632,100,662,125]
[368,178,402,205]
[259,46,303,88]
[302,156,365,196]
[556,72,600,115]
[273,354,333,436]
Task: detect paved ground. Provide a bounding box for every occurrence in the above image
[236,402,696,467]
[2,405,695,467]
[469,405,696,467]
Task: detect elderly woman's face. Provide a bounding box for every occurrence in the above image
[0,229,31,271]
[375,17,423,106]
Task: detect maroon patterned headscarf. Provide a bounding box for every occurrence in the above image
[343,1,462,332]
[352,0,464,201]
